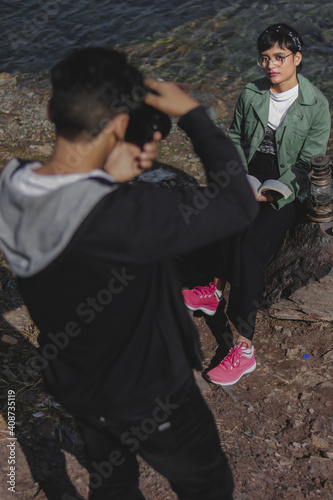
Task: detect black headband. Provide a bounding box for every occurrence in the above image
[265,25,302,52]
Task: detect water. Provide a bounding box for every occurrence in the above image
[0,0,228,73]
[0,0,333,104]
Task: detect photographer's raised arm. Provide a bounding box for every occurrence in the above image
[145,78,258,224]
[145,79,254,196]
[86,88,259,265]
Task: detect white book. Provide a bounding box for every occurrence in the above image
[247,174,292,200]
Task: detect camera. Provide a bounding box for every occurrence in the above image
[125,86,171,148]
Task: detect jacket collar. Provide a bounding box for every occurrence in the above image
[245,74,317,106]
[246,74,318,127]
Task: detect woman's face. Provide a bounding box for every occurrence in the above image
[260,42,302,92]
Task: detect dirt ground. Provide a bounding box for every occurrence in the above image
[0,270,333,500]
[0,72,333,500]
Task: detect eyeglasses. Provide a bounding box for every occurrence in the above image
[257,53,293,68]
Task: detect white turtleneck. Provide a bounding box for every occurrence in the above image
[268,84,299,130]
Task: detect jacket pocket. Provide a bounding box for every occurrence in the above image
[291,128,307,138]
[280,127,307,158]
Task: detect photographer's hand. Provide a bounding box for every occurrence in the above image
[139,131,162,169]
[103,131,161,182]
[144,78,199,116]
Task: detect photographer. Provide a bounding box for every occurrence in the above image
[0,48,258,499]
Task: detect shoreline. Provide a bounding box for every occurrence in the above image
[0,67,331,175]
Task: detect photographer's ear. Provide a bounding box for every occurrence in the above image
[111,113,130,141]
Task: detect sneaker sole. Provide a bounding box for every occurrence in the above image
[185,304,217,316]
[207,361,257,386]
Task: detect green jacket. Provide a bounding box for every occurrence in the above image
[228,74,331,209]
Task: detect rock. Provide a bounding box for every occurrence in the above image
[29,144,53,156]
[310,418,325,434]
[286,347,299,360]
[291,419,304,429]
[279,458,293,467]
[33,411,45,418]
[316,381,333,389]
[3,306,32,331]
[263,220,333,306]
[267,270,333,321]
[308,456,332,475]
[299,392,312,400]
[1,334,18,345]
[281,328,292,337]
[0,73,16,85]
[311,435,330,450]
[321,349,333,361]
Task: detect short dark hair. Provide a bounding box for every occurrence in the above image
[257,23,305,73]
[49,47,145,140]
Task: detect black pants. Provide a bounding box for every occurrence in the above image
[218,201,296,340]
[216,153,297,341]
[76,376,234,499]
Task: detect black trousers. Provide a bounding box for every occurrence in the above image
[216,152,297,341]
[76,375,234,499]
[217,201,296,341]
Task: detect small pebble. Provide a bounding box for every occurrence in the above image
[1,334,18,345]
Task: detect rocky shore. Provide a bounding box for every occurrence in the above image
[0,33,333,499]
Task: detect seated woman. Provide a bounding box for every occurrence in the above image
[183,23,331,387]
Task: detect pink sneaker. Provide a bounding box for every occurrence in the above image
[182,282,221,316]
[205,341,256,386]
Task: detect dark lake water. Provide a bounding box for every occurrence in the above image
[0,0,333,79]
[0,0,232,73]
[0,0,333,106]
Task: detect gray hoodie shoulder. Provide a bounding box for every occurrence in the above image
[0,159,118,278]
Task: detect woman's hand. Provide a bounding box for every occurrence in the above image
[256,191,275,203]
[103,131,161,182]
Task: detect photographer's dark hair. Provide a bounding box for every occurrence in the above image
[257,23,305,73]
[49,47,145,140]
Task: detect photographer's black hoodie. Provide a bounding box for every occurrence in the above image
[0,106,258,417]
